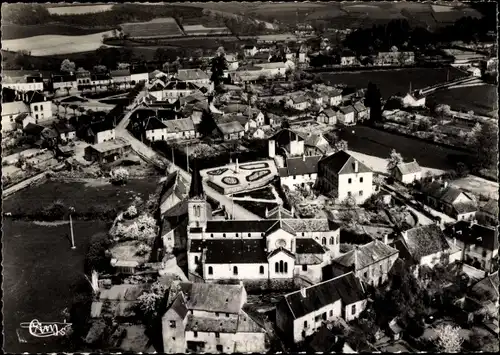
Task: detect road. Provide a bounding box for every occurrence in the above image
[116,92,261,220]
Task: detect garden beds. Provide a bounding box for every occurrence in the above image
[234,200,278,219]
[232,186,276,200]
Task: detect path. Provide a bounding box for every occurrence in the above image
[381,186,434,226]
[116,93,261,220]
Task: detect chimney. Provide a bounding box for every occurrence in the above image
[235,158,239,173]
[354,160,359,173]
[291,206,295,216]
[384,234,389,245]
[300,287,307,298]
[302,154,306,161]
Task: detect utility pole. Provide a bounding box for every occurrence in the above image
[69,207,76,249]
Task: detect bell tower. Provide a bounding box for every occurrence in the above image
[188,163,208,230]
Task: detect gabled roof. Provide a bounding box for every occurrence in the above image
[396,161,422,175]
[340,105,355,115]
[205,239,268,264]
[481,199,499,216]
[164,118,195,132]
[267,247,295,260]
[296,238,326,254]
[400,224,451,261]
[304,133,328,148]
[89,119,115,134]
[177,69,209,81]
[291,95,309,104]
[271,128,305,146]
[447,221,499,251]
[53,122,76,134]
[266,205,294,219]
[169,292,189,319]
[331,240,399,271]
[320,150,372,175]
[160,170,190,207]
[14,112,30,123]
[145,116,167,131]
[23,122,45,136]
[204,218,335,233]
[171,281,245,314]
[266,220,296,236]
[421,181,473,205]
[282,155,322,177]
[110,69,131,77]
[469,271,499,303]
[353,102,367,113]
[164,80,200,91]
[216,121,245,135]
[23,90,46,104]
[320,108,338,118]
[282,272,366,319]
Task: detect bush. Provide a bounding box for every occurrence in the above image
[125,205,138,219]
[85,232,111,273]
[41,200,67,221]
[109,167,129,185]
[136,243,152,256]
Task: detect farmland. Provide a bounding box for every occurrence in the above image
[320,67,467,99]
[1,23,113,40]
[183,24,232,36]
[46,4,114,15]
[427,84,498,117]
[121,17,184,39]
[2,30,114,56]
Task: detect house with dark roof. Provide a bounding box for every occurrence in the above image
[478,199,498,226]
[276,272,367,343]
[176,69,210,86]
[318,150,374,204]
[287,95,311,111]
[163,80,202,101]
[162,281,266,353]
[304,133,332,156]
[353,101,369,122]
[80,119,116,144]
[144,116,167,142]
[51,72,78,92]
[53,122,76,142]
[392,160,422,184]
[324,240,399,287]
[421,180,477,220]
[14,112,35,129]
[337,105,356,125]
[445,221,499,273]
[164,118,197,140]
[316,108,338,125]
[279,155,322,190]
[393,224,455,272]
[213,120,245,141]
[468,271,499,309]
[268,128,306,158]
[110,69,131,84]
[84,139,131,164]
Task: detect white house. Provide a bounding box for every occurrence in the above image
[279,155,322,191]
[164,118,196,140]
[145,117,168,142]
[326,89,342,107]
[23,91,52,123]
[325,240,399,287]
[3,74,44,92]
[467,66,482,77]
[318,150,373,204]
[130,67,149,84]
[87,120,116,144]
[163,80,202,101]
[243,45,258,57]
[2,101,30,132]
[402,92,426,108]
[287,95,310,111]
[276,272,367,343]
[110,69,131,87]
[268,129,306,158]
[162,282,267,353]
[421,180,477,220]
[255,62,288,77]
[337,106,356,126]
[53,121,76,142]
[51,73,78,93]
[176,69,210,86]
[394,224,456,273]
[317,108,338,125]
[341,56,357,66]
[392,160,422,184]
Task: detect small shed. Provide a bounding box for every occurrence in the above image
[84,140,131,164]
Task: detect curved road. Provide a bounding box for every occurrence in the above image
[116,95,261,221]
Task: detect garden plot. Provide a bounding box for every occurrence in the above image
[201,159,278,195]
[121,18,184,39]
[183,24,231,36]
[2,30,114,56]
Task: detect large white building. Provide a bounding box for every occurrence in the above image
[1,90,52,132]
[162,282,267,353]
[185,168,341,287]
[276,272,367,343]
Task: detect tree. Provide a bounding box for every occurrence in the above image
[85,232,111,273]
[61,103,69,117]
[125,205,138,219]
[93,65,107,73]
[69,104,79,117]
[198,110,216,137]
[137,281,168,320]
[364,82,382,122]
[54,100,61,118]
[281,119,291,129]
[210,52,228,89]
[434,324,464,353]
[387,149,404,172]
[77,106,85,117]
[60,59,76,73]
[110,167,129,185]
[473,121,498,170]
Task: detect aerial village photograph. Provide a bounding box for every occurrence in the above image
[1,1,498,353]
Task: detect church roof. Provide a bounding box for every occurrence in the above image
[189,162,204,199]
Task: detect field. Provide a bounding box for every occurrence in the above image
[1,23,113,40]
[183,24,231,36]
[121,18,184,39]
[2,30,114,56]
[451,175,499,200]
[3,178,159,218]
[338,126,475,171]
[2,219,109,353]
[427,84,498,117]
[320,67,467,99]
[47,4,114,15]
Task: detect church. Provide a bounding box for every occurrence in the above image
[185,166,341,289]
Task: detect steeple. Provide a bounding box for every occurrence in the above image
[189,161,204,200]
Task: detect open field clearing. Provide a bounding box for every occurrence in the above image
[47,4,114,15]
[451,176,499,200]
[121,17,184,39]
[183,24,231,36]
[320,67,467,99]
[2,30,114,56]
[427,84,498,117]
[1,23,113,40]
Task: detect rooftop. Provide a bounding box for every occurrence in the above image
[421,180,474,205]
[281,155,322,177]
[331,240,399,271]
[396,161,422,175]
[319,150,372,175]
[282,272,365,319]
[88,139,130,153]
[204,239,268,264]
[400,224,451,261]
